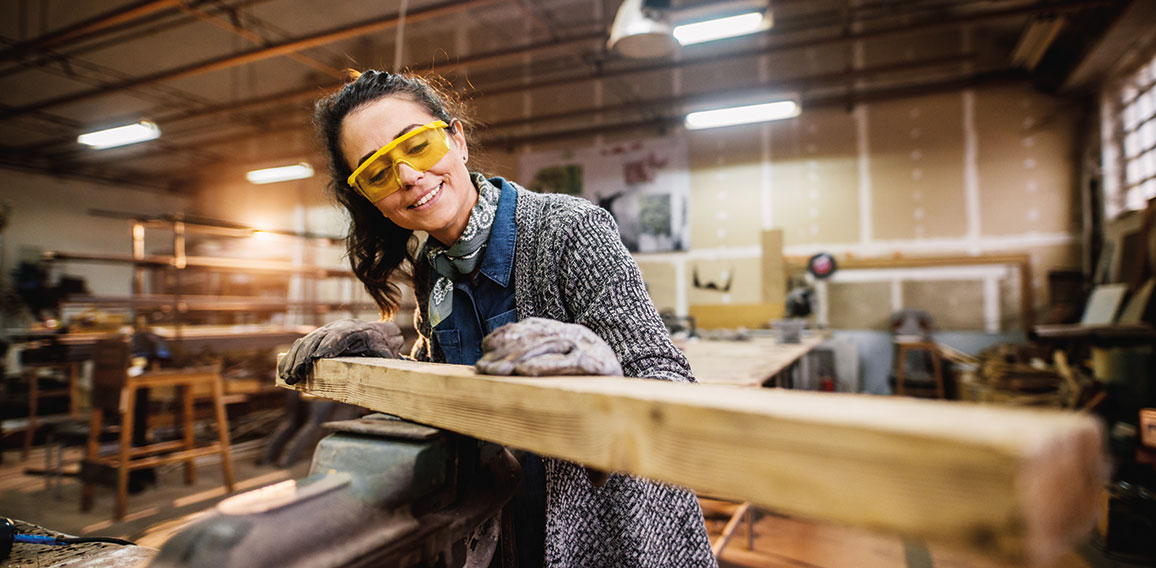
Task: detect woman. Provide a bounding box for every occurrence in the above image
[279,70,716,568]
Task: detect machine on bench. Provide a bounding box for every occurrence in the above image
[150,413,521,568]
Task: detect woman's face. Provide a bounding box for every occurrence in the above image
[340,95,476,245]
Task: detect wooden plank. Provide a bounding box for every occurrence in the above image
[688,303,784,330]
[677,336,824,386]
[828,254,1031,270]
[761,229,785,305]
[278,357,1105,564]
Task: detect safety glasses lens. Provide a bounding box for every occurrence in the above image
[351,123,450,202]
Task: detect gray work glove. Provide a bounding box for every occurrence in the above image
[278,319,403,385]
[476,317,621,488]
[475,317,623,377]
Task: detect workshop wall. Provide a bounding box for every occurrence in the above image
[193,170,378,324]
[637,82,1081,332]
[184,83,1079,335]
[0,170,190,300]
[177,17,1082,336]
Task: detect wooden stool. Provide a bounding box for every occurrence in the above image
[82,338,235,520]
[22,361,81,461]
[893,340,945,399]
[43,417,89,497]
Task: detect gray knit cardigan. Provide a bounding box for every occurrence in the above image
[410,179,717,568]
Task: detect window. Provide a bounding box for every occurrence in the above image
[1104,51,1156,218]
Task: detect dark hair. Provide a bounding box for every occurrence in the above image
[314,70,467,317]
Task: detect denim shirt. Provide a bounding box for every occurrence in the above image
[430,178,544,566]
[430,176,519,365]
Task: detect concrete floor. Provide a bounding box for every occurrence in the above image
[0,442,311,547]
[702,500,1140,568]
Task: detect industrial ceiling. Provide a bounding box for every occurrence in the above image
[0,0,1143,193]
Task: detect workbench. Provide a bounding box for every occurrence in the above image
[673,333,828,558]
[2,518,155,567]
[676,335,826,387]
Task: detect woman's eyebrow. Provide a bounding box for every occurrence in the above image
[357,123,425,166]
[394,123,423,139]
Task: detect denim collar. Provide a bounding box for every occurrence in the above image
[476,176,517,287]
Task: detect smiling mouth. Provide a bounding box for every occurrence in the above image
[409,182,443,209]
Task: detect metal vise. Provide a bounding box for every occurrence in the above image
[149,414,521,568]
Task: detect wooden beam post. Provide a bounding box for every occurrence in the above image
[279,357,1105,564]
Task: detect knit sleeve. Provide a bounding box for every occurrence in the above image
[556,205,695,383]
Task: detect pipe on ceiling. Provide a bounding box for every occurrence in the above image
[0,0,183,62]
[3,0,1107,123]
[61,52,981,167]
[481,69,1025,149]
[0,0,507,121]
[2,0,1109,139]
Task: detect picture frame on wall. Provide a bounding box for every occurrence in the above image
[519,136,690,253]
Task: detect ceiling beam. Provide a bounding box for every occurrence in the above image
[480,69,1026,150]
[483,53,979,130]
[1062,0,1156,92]
[0,0,281,79]
[0,0,184,62]
[4,0,1099,124]
[49,52,980,168]
[6,0,1103,149]
[59,118,311,166]
[466,0,1115,99]
[3,0,1112,159]
[0,0,507,121]
[168,68,1026,182]
[173,1,345,79]
[8,29,609,155]
[0,154,181,192]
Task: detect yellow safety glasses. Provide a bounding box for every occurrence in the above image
[346,120,451,202]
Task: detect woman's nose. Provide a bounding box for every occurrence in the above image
[396,161,423,187]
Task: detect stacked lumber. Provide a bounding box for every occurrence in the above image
[962,344,1071,407]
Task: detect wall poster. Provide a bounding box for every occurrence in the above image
[518,136,690,253]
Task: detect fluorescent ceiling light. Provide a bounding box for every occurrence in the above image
[673,11,767,46]
[77,121,160,149]
[685,100,800,130]
[246,163,315,184]
[1011,15,1064,70]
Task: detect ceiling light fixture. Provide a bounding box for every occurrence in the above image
[1011,15,1064,70]
[77,121,160,149]
[246,163,315,184]
[685,100,800,130]
[673,11,770,46]
[607,0,678,59]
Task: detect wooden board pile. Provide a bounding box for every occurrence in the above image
[960,344,1075,407]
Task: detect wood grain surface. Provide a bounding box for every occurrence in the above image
[278,357,1105,564]
[677,336,824,386]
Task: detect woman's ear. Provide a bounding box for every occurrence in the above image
[449,119,468,161]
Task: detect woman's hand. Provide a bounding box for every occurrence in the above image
[475,317,623,377]
[278,319,404,385]
[476,318,620,487]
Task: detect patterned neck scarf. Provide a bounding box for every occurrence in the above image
[426,173,501,328]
